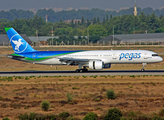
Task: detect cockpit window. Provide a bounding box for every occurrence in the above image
[152,54,158,56]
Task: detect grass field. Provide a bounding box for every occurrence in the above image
[0,75,164,119]
[0,46,164,119]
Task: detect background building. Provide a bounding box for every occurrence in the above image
[0,34,32,46]
[99,33,164,45]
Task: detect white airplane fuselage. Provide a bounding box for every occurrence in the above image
[30,50,162,65]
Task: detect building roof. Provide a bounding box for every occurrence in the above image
[0,34,32,45]
[28,36,59,42]
[99,33,164,44]
[115,33,164,40]
[98,35,121,44]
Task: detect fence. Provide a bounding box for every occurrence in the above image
[0,40,164,47]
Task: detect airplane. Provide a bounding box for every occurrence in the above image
[5,27,163,72]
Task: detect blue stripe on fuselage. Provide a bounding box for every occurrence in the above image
[17,50,82,59]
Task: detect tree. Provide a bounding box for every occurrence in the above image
[139,22,149,31]
[103,16,106,23]
[81,16,85,25]
[110,14,113,19]
[97,17,100,22]
[155,27,164,33]
[139,12,146,23]
[106,14,109,21]
[71,18,74,28]
[93,17,97,24]
[88,24,107,37]
[87,18,90,26]
[60,18,63,22]
[160,15,163,19]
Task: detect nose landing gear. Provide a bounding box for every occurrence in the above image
[141,63,147,72]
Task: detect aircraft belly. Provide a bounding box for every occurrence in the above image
[35,58,62,65]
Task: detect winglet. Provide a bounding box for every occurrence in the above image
[5,27,11,32]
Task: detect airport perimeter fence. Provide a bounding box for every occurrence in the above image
[0,40,164,47]
[32,40,164,46]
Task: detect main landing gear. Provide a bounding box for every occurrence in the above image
[141,63,147,72]
[76,66,88,72]
[76,69,88,72]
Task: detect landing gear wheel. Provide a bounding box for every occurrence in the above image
[141,69,145,72]
[76,69,80,73]
[75,68,88,72]
[84,69,88,72]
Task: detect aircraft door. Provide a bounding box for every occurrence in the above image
[144,53,148,59]
[112,53,117,59]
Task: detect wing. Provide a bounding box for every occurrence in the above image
[58,57,101,65]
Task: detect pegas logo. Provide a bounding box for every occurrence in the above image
[119,53,141,60]
[10,34,27,53]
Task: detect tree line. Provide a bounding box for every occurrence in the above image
[1,11,164,44]
[1,7,164,22]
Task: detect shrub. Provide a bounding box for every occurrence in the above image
[18,112,39,120]
[72,87,80,89]
[83,112,98,120]
[25,76,29,80]
[106,89,116,99]
[128,111,137,118]
[58,112,70,119]
[133,115,151,120]
[120,117,127,120]
[3,118,10,120]
[66,92,73,102]
[159,109,164,116]
[29,112,36,120]
[103,108,122,120]
[18,113,28,120]
[152,116,162,120]
[0,96,4,100]
[41,100,50,111]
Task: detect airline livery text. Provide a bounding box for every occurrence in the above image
[119,53,141,60]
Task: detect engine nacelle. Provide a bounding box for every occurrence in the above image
[89,61,111,70]
[89,61,103,70]
[103,63,111,69]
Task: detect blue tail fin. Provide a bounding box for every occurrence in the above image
[5,28,36,53]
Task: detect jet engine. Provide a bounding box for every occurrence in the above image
[89,61,103,70]
[89,61,111,70]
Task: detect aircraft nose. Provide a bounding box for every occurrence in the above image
[159,57,163,62]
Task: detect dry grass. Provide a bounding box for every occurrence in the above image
[0,76,164,119]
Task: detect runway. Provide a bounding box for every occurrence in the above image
[0,70,164,76]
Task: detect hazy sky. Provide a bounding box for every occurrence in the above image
[1,0,164,11]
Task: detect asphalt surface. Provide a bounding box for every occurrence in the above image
[0,70,164,76]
